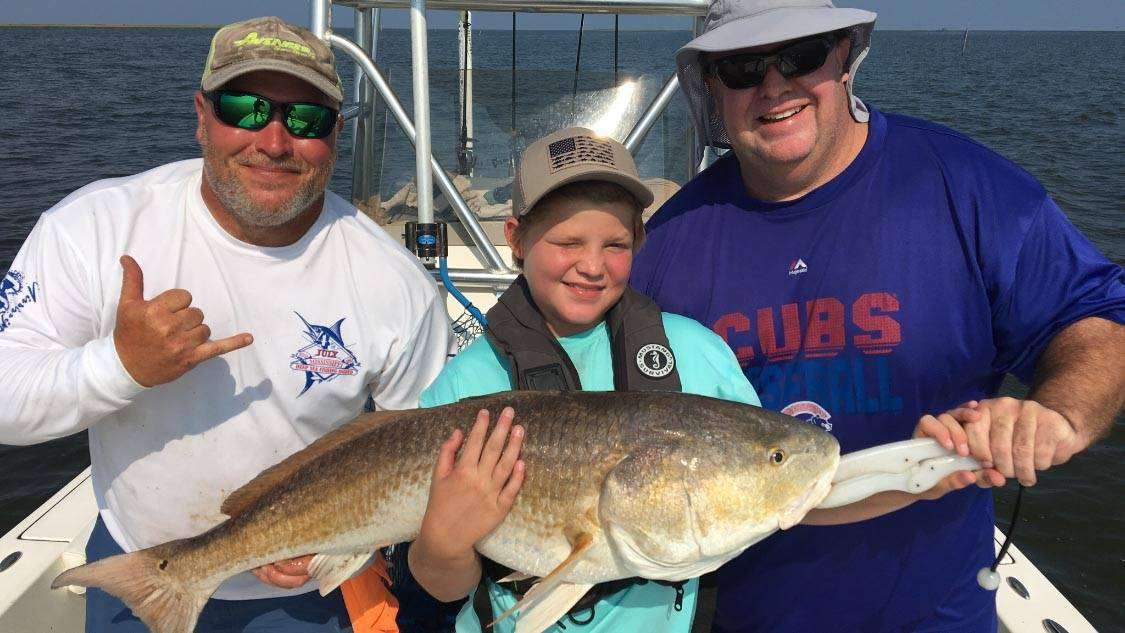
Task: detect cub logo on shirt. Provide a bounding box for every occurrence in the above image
[636,343,675,378]
[0,270,39,333]
[290,312,361,396]
[782,400,832,432]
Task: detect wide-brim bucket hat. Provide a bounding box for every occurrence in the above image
[677,0,876,154]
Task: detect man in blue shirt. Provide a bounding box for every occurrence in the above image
[630,1,1125,631]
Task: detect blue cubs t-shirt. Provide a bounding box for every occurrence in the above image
[630,107,1125,632]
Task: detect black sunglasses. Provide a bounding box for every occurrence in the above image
[708,34,839,90]
[204,90,338,139]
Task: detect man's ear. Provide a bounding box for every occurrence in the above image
[837,37,853,83]
[194,91,208,145]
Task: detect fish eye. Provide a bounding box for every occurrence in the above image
[769,448,787,465]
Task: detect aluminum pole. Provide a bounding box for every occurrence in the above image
[429,269,518,286]
[623,74,679,155]
[310,0,330,38]
[457,10,475,176]
[328,34,511,272]
[351,7,373,204]
[689,15,706,175]
[366,9,382,207]
[410,0,434,226]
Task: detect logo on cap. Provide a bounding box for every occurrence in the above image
[548,136,616,173]
[233,31,315,59]
[636,343,675,378]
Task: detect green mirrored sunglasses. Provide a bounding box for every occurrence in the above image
[204,90,338,139]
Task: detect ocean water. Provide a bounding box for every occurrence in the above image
[0,26,1121,629]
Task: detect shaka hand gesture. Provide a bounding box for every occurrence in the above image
[113,255,253,387]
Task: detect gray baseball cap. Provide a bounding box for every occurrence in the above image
[201,16,343,105]
[513,127,655,218]
[677,0,876,152]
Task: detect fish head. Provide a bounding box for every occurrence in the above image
[684,411,839,540]
[600,405,839,579]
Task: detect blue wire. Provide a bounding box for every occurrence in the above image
[439,257,487,326]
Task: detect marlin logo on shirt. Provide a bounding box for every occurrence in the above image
[0,270,39,333]
[290,312,361,396]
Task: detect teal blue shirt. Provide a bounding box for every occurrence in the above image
[419,313,760,633]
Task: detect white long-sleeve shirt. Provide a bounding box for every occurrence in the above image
[0,159,452,599]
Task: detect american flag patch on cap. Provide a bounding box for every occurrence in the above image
[548,136,616,173]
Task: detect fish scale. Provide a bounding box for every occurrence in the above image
[52,390,839,633]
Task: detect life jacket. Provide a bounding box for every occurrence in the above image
[484,275,681,393]
[474,275,696,629]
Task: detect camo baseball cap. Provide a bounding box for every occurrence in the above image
[513,127,655,218]
[201,16,343,105]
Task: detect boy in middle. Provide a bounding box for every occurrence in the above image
[401,127,761,632]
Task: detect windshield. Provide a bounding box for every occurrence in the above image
[346,28,695,231]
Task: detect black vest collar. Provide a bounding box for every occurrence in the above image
[484,275,681,392]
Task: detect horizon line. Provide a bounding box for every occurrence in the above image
[1,23,1123,32]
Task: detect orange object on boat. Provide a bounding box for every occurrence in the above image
[340,553,399,633]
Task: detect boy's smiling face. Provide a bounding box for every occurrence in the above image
[506,197,638,338]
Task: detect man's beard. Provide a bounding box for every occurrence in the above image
[200,128,336,228]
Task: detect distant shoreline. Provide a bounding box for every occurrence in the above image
[0,23,221,29]
[1,24,1123,32]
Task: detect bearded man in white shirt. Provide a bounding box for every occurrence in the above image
[0,16,452,633]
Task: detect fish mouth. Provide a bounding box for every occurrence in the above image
[777,465,835,530]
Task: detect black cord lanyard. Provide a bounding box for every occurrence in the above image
[979,484,1025,589]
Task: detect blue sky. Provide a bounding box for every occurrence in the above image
[1,0,1122,30]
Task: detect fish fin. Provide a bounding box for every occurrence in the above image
[492,532,594,627]
[511,582,594,633]
[52,548,217,633]
[497,571,534,583]
[220,409,413,518]
[309,551,376,595]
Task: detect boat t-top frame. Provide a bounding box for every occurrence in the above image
[310,0,710,288]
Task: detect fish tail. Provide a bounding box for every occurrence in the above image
[52,547,216,633]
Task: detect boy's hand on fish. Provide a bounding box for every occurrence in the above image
[954,397,1086,487]
[417,407,526,561]
[913,405,1005,499]
[251,554,314,589]
[114,255,253,387]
